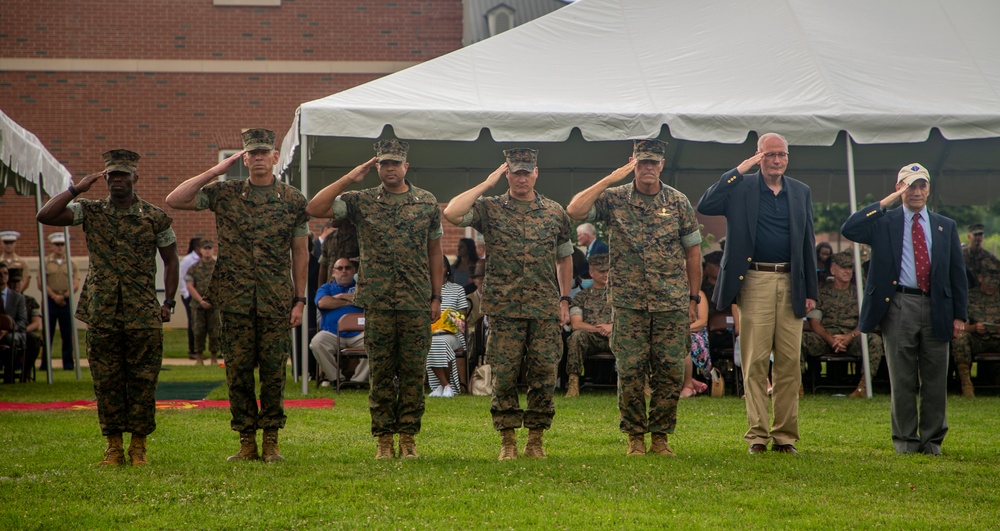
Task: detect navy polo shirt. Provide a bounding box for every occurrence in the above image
[753,175,791,263]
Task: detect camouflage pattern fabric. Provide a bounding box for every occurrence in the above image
[590,181,701,312]
[963,247,998,278]
[570,284,613,325]
[221,311,289,432]
[25,295,42,340]
[365,309,431,436]
[241,128,276,151]
[336,181,441,311]
[101,149,140,173]
[565,330,610,376]
[487,316,562,431]
[87,326,163,436]
[611,307,688,435]
[503,148,538,172]
[187,256,220,355]
[801,282,883,374]
[195,179,309,317]
[461,192,572,319]
[633,139,667,161]
[69,196,175,328]
[951,285,1000,366]
[318,223,360,268]
[374,139,409,162]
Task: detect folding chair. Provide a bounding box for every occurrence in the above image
[707,311,743,397]
[335,313,367,393]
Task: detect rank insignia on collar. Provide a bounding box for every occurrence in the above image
[658,207,669,217]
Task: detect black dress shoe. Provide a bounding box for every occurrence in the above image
[772,444,799,454]
[748,443,768,454]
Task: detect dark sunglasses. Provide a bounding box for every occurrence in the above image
[333,265,355,271]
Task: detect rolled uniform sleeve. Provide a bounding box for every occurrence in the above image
[67,201,85,226]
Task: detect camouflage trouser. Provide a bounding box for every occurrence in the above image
[565,330,611,376]
[365,309,431,436]
[801,329,884,375]
[191,304,221,355]
[950,333,1000,366]
[611,307,688,435]
[488,317,561,431]
[221,311,289,432]
[87,326,163,437]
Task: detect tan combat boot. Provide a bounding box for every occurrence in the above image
[128,435,149,466]
[261,429,284,463]
[98,433,125,466]
[957,364,975,398]
[195,354,205,367]
[649,433,675,456]
[627,433,646,456]
[227,431,260,462]
[375,434,395,459]
[210,354,218,366]
[498,428,518,460]
[523,428,546,458]
[565,374,580,397]
[849,377,866,398]
[399,433,419,458]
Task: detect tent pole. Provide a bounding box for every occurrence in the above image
[62,226,81,380]
[300,133,310,396]
[34,177,54,384]
[846,136,872,398]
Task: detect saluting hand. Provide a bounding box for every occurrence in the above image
[485,163,508,187]
[73,171,106,194]
[879,184,910,210]
[347,157,378,183]
[606,160,637,184]
[211,150,246,178]
[736,152,765,175]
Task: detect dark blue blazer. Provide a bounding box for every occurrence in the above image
[841,202,967,341]
[587,239,608,257]
[697,169,818,317]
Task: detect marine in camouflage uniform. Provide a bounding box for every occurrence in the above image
[800,250,883,397]
[186,239,220,364]
[950,259,1000,397]
[308,138,443,459]
[168,128,309,462]
[36,148,179,466]
[567,139,702,456]
[962,223,996,279]
[317,219,360,284]
[565,252,613,393]
[446,147,574,459]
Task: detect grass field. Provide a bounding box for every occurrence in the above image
[2,367,999,529]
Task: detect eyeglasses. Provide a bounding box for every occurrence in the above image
[333,266,355,271]
[762,152,789,159]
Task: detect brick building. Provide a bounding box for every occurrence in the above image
[0,0,468,257]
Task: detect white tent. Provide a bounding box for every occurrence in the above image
[279,0,1000,207]
[279,0,1000,395]
[1,109,77,384]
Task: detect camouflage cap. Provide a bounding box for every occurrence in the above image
[242,128,276,152]
[374,139,409,162]
[831,250,854,268]
[503,148,538,173]
[199,238,215,248]
[968,223,985,235]
[102,149,140,174]
[588,253,610,272]
[633,139,668,162]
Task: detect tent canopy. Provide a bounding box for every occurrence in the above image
[1,109,73,197]
[279,0,1000,206]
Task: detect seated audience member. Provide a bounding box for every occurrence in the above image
[951,258,1000,398]
[309,258,368,386]
[317,219,359,286]
[9,268,42,375]
[0,263,28,379]
[427,257,468,397]
[681,288,711,398]
[564,253,612,397]
[816,242,833,284]
[186,239,221,366]
[451,237,479,293]
[465,261,487,368]
[576,222,608,258]
[570,247,590,295]
[800,250,884,397]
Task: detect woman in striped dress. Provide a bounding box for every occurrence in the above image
[427,257,468,397]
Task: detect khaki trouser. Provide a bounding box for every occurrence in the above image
[309,330,367,382]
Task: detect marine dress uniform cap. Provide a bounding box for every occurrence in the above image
[102,149,141,173]
[0,230,20,242]
[374,139,409,162]
[48,233,66,244]
[241,128,276,152]
[633,139,668,161]
[503,148,538,173]
[897,163,930,186]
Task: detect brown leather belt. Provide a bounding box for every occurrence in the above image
[749,262,791,273]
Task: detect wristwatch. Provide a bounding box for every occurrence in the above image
[560,296,573,303]
[293,296,307,305]
[163,299,177,309]
[430,294,442,302]
[689,294,701,304]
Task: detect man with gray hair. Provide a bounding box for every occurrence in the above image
[698,133,818,455]
[576,222,608,258]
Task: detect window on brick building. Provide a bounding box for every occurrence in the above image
[218,150,250,181]
[487,5,515,36]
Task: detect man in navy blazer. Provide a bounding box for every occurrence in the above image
[841,163,967,455]
[698,133,817,455]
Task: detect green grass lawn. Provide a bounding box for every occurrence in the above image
[2,367,999,529]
